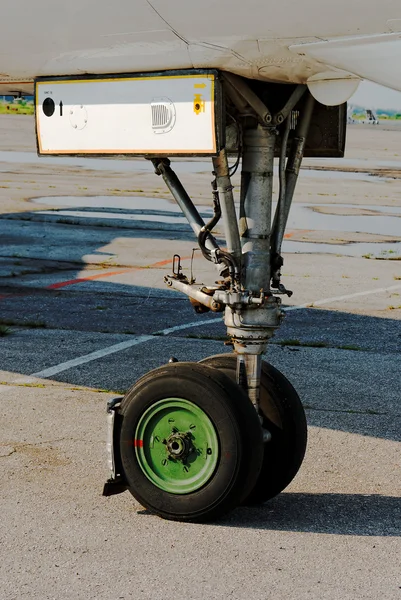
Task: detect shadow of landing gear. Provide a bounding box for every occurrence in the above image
[220,492,401,536]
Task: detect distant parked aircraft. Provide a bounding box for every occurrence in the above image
[362,109,379,124]
[347,105,356,123]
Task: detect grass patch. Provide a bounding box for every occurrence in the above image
[275,339,364,351]
[338,344,363,351]
[185,334,229,341]
[0,103,34,115]
[376,250,401,261]
[277,339,301,347]
[0,318,46,328]
[276,339,330,348]
[96,388,127,395]
[0,325,11,336]
[0,381,45,388]
[0,318,19,326]
[21,383,46,388]
[344,408,383,415]
[25,320,47,328]
[307,341,331,348]
[0,381,127,395]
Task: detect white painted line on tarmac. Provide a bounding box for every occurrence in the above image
[285,283,401,311]
[31,335,154,379]
[30,317,223,379]
[154,317,221,336]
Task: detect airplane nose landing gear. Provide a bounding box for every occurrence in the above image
[105,75,324,521]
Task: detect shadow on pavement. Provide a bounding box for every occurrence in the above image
[222,492,401,536]
[0,206,400,444]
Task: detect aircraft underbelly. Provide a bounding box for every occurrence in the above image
[1,0,401,94]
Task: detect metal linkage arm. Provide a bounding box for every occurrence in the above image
[223,72,272,125]
[271,93,315,259]
[223,74,306,129]
[273,84,307,125]
[152,158,220,258]
[164,276,223,312]
[212,149,242,264]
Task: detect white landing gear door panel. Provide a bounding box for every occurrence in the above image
[35,70,221,156]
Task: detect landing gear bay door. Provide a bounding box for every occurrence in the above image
[35,70,222,156]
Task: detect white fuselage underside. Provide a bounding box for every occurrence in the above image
[1,0,401,95]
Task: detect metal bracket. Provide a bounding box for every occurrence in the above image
[103,397,127,497]
[172,254,185,280]
[223,73,306,129]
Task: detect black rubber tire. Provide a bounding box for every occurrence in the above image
[199,353,307,505]
[119,362,263,522]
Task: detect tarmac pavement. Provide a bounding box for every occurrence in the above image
[0,115,400,599]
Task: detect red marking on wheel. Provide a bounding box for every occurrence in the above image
[134,439,144,448]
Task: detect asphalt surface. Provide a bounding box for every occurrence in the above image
[1,116,400,599]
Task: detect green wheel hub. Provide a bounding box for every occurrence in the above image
[134,398,219,494]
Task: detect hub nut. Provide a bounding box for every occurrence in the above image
[165,433,194,460]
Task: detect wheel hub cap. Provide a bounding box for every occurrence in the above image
[134,398,219,494]
[165,432,194,459]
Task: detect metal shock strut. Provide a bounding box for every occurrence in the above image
[226,124,282,412]
[156,80,313,423]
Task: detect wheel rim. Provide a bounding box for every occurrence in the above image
[135,398,219,494]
